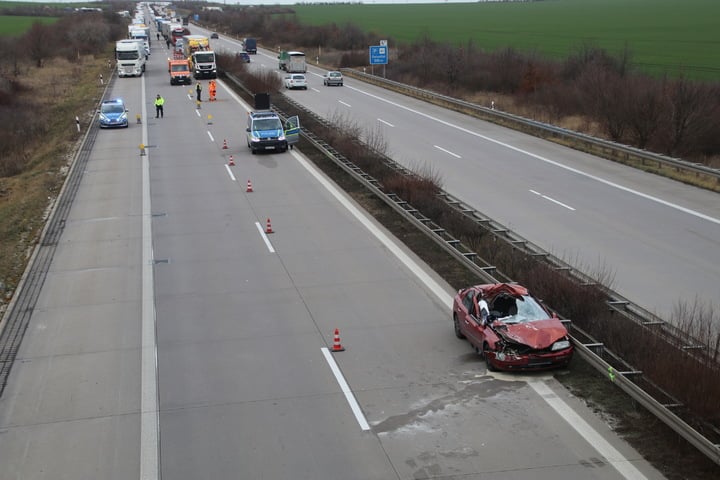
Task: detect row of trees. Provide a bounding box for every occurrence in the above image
[0,5,132,176]
[198,4,720,164]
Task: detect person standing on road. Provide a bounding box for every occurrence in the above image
[155,94,165,118]
[196,82,202,102]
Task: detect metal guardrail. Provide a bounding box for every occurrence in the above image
[222,72,720,466]
[341,69,720,186]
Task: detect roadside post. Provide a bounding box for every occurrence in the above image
[369,40,388,78]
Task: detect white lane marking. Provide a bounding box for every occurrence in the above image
[195,109,201,118]
[219,73,647,471]
[345,85,720,226]
[321,347,371,431]
[339,100,352,108]
[434,145,461,159]
[255,221,275,253]
[291,148,452,309]
[311,87,320,93]
[140,74,159,480]
[224,164,236,182]
[293,146,648,469]
[530,190,576,211]
[528,381,649,480]
[207,131,215,143]
[378,118,394,127]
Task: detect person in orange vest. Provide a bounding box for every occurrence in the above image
[208,80,217,102]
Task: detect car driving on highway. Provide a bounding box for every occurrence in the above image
[284,73,307,90]
[323,71,343,86]
[452,283,573,371]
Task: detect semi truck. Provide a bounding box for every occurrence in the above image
[182,35,216,79]
[243,37,257,54]
[129,27,150,58]
[278,51,307,73]
[170,26,191,46]
[115,39,145,77]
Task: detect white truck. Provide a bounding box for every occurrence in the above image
[129,27,150,58]
[116,39,146,77]
[278,51,307,73]
[182,35,216,79]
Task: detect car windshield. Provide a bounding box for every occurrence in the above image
[292,75,304,80]
[253,119,281,131]
[494,295,549,324]
[329,72,340,77]
[102,104,124,114]
[171,64,187,72]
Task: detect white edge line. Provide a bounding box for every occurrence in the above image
[349,85,720,225]
[207,131,215,142]
[292,149,453,310]
[255,221,275,253]
[140,74,159,480]
[528,381,649,480]
[377,118,394,127]
[339,100,352,108]
[224,79,649,468]
[224,164,236,182]
[321,347,371,431]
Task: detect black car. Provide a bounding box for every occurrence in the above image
[210,32,219,39]
[237,51,250,63]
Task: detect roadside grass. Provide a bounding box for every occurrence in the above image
[0,53,108,308]
[291,0,720,80]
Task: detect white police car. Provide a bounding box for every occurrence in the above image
[99,98,129,128]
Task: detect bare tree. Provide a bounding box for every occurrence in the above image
[663,77,716,156]
[25,22,54,68]
[625,75,663,149]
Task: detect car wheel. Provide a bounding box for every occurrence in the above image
[483,343,497,371]
[453,314,465,339]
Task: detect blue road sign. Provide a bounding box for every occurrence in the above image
[369,46,388,65]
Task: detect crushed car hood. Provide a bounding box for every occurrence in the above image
[495,319,567,349]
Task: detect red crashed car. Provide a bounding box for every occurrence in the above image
[452,283,573,371]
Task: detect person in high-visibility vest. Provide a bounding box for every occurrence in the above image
[208,80,216,102]
[154,94,165,118]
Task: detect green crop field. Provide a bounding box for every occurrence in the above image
[291,0,720,80]
[0,15,58,36]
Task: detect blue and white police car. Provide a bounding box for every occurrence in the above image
[99,98,129,128]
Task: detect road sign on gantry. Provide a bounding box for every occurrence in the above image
[369,45,388,65]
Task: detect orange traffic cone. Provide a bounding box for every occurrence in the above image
[331,328,345,352]
[246,180,253,192]
[265,218,273,234]
[222,139,228,149]
[228,155,235,166]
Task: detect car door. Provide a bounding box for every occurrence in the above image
[285,116,300,147]
[459,290,484,349]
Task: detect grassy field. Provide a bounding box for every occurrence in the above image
[292,0,720,80]
[0,15,58,36]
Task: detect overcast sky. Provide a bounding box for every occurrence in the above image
[5,0,480,4]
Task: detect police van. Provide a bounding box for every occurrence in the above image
[245,94,300,154]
